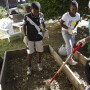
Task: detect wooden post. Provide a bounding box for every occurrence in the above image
[6,0,9,15]
[16,0,19,13]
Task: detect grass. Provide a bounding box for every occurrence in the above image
[0,22,61,58]
[0,37,25,57]
[0,22,89,58]
[0,6,6,19]
[87,41,90,54]
[0,27,25,57]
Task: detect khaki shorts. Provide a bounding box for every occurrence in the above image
[27,40,44,54]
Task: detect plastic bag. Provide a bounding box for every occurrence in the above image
[58,44,67,56]
[88,1,90,8]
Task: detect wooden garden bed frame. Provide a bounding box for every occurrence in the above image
[0,45,89,90]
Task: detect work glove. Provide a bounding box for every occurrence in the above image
[23,35,28,46]
[43,29,49,39]
[72,28,77,36]
[87,58,90,61]
[67,28,73,35]
[68,28,77,36]
[76,38,86,47]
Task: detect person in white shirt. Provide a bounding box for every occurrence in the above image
[60,0,80,65]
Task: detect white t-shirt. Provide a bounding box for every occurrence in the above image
[61,12,80,31]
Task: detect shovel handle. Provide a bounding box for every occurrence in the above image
[57,42,82,74]
[72,42,82,54]
[49,43,82,84]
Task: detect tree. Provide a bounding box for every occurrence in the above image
[29,0,89,20]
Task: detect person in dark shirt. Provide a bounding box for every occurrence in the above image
[77,36,90,85]
[23,1,49,75]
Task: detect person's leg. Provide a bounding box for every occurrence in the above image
[62,31,72,57]
[27,54,32,67]
[71,35,75,52]
[37,52,42,63]
[27,41,34,75]
[62,31,77,65]
[35,41,44,71]
[85,61,90,85]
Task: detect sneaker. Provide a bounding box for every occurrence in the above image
[37,63,43,71]
[85,86,90,90]
[68,59,78,65]
[27,67,32,75]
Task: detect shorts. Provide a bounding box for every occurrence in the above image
[27,40,44,54]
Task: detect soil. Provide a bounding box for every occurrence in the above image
[5,53,73,90]
[60,56,88,88]
[4,24,90,90]
[70,60,88,88]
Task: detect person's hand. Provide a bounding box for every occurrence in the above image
[67,28,73,35]
[23,35,28,46]
[72,31,77,36]
[43,29,49,39]
[72,28,77,36]
[68,27,77,36]
[76,38,86,47]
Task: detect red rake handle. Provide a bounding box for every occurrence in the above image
[49,73,58,83]
[49,43,82,84]
[72,42,82,54]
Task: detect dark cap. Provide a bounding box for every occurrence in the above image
[31,1,40,10]
[25,5,31,10]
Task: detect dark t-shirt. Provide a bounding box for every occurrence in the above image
[24,12,44,41]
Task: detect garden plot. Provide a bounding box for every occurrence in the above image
[2,46,73,90]
[70,59,88,88]
[59,50,89,89]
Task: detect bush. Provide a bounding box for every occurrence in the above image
[30,0,70,19]
[29,0,89,20]
[87,42,90,54]
[17,4,25,10]
[0,6,6,19]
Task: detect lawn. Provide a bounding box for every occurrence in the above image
[0,22,63,58]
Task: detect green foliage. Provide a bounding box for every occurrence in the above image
[17,4,25,9]
[78,0,89,16]
[0,37,25,57]
[29,0,89,20]
[29,0,70,19]
[0,6,6,19]
[87,41,90,54]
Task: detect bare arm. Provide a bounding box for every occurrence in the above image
[42,22,47,30]
[85,36,90,42]
[23,24,27,36]
[60,20,68,29]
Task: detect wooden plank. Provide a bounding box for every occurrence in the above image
[49,45,85,90]
[0,45,49,90]
[6,45,49,59]
[0,51,8,90]
[1,45,86,90]
[74,51,87,66]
